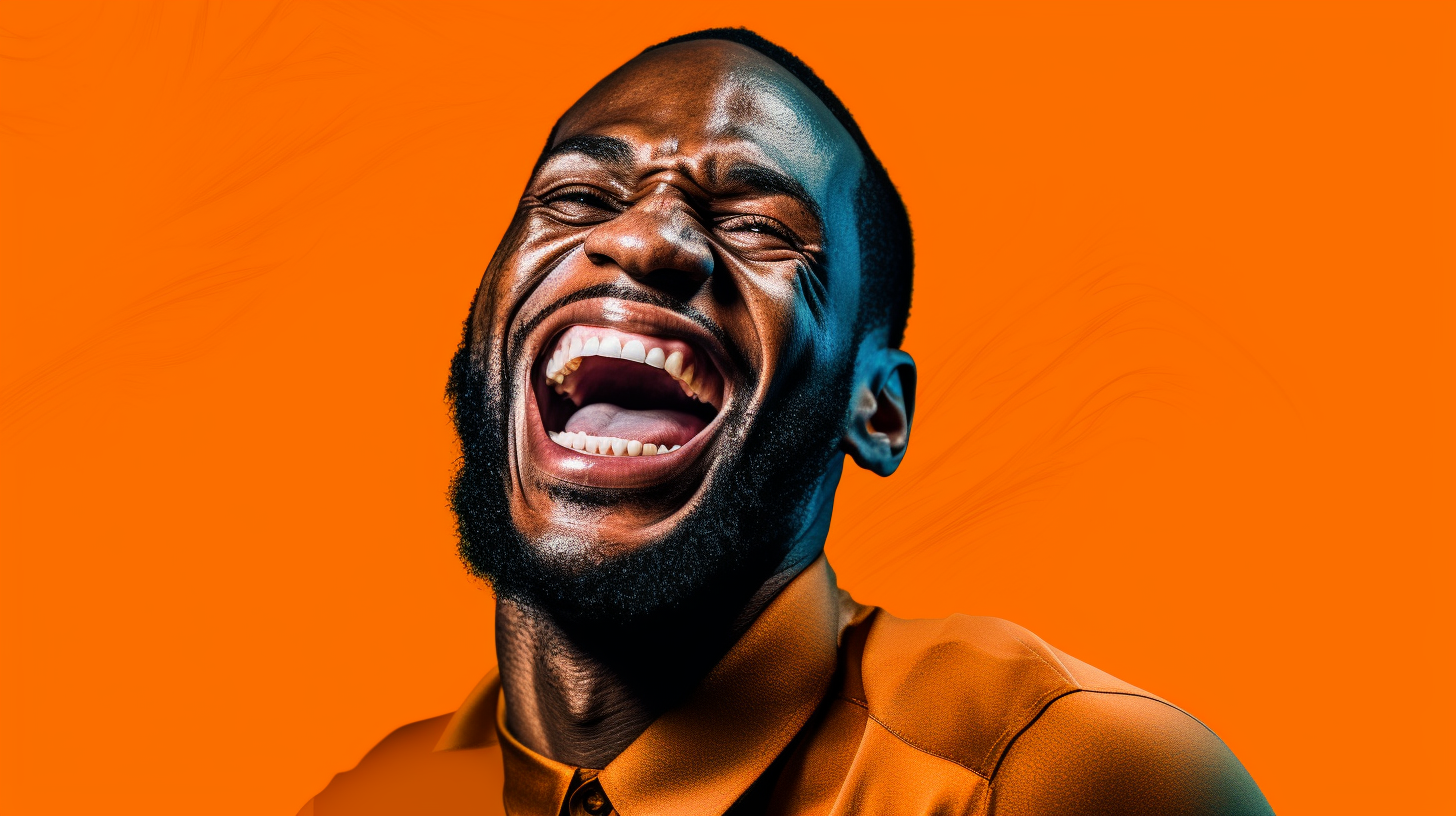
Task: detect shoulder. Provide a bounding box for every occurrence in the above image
[852,611,1269,812]
[992,691,1272,814]
[302,713,504,816]
[852,612,1116,777]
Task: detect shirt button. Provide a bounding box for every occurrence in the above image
[572,779,612,816]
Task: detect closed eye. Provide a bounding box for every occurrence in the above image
[541,186,620,222]
[715,213,800,247]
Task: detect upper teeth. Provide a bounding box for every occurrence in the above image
[545,332,708,403]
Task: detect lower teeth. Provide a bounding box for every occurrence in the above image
[549,431,681,456]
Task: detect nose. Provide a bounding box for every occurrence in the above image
[583,187,714,296]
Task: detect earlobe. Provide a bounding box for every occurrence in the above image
[842,348,916,477]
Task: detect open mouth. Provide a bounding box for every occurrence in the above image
[534,325,726,458]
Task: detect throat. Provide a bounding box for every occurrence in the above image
[495,601,684,768]
[490,472,843,769]
[493,560,831,769]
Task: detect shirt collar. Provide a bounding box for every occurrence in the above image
[435,554,842,816]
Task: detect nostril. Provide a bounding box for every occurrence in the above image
[640,268,709,301]
[587,252,612,266]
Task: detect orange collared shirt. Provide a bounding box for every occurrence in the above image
[301,556,1270,815]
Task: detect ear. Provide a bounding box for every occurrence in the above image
[842,339,917,477]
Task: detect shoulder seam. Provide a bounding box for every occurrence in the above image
[979,682,1075,774]
[838,695,991,781]
[1077,689,1223,742]
[974,630,1078,773]
[987,688,1200,782]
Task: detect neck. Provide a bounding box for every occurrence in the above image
[495,460,841,769]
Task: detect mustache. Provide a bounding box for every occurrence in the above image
[506,282,741,373]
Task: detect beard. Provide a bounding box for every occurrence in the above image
[445,305,854,637]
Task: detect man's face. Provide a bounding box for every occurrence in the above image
[451,41,867,623]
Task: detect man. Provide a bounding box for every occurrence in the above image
[302,28,1272,815]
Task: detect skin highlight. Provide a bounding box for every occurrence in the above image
[457,40,915,769]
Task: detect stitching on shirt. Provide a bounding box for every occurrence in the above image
[1006,632,1075,686]
[837,695,991,781]
[982,687,1081,779]
[975,633,1080,771]
[1073,689,1223,742]
[838,629,1078,780]
[979,683,1073,772]
[986,689,1185,782]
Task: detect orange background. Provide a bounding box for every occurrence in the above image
[2,2,1452,814]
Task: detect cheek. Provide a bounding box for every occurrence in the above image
[475,227,590,352]
[746,266,836,392]
[488,215,590,301]
[508,223,588,295]
[826,267,861,349]
[821,193,864,351]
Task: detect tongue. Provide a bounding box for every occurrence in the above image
[563,403,707,448]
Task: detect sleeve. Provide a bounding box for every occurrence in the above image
[989,691,1274,815]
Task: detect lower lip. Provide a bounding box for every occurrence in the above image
[521,374,725,489]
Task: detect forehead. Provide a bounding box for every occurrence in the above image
[552,40,862,196]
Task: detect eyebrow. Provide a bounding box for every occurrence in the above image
[538,134,636,171]
[719,162,824,232]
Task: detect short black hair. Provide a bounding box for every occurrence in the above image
[642,28,914,347]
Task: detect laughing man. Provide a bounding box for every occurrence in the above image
[302,29,1272,816]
